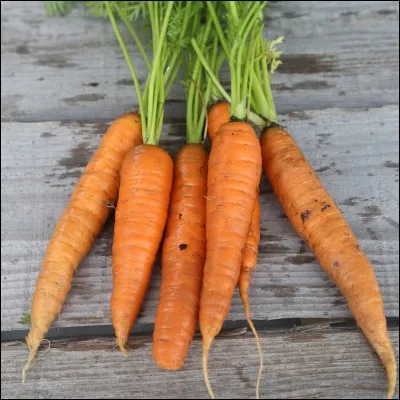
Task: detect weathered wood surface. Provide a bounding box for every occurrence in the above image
[1,2,399,398]
[1,1,399,122]
[1,327,399,399]
[2,106,399,332]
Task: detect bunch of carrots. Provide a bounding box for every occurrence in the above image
[22,1,397,399]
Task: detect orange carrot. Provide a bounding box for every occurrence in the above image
[207,102,231,143]
[112,144,173,354]
[207,101,263,398]
[201,121,262,397]
[152,144,208,370]
[238,195,263,397]
[22,112,142,381]
[261,126,397,399]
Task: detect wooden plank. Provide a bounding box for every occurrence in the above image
[1,1,399,122]
[1,106,398,332]
[1,328,399,399]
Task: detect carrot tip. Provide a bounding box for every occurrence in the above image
[202,336,216,399]
[385,360,397,399]
[241,291,264,400]
[117,339,128,357]
[21,348,37,383]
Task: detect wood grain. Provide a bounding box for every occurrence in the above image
[1,106,398,331]
[1,327,398,399]
[1,1,399,122]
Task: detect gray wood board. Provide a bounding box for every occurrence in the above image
[1,106,399,332]
[1,1,399,122]
[1,327,399,399]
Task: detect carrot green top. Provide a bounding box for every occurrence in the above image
[104,1,193,145]
[191,1,283,126]
[183,4,224,144]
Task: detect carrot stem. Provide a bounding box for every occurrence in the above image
[105,2,145,135]
[114,3,150,70]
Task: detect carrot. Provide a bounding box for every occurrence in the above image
[22,112,142,381]
[207,102,230,143]
[104,1,197,354]
[207,100,264,397]
[261,126,397,399]
[152,10,216,369]
[201,120,261,397]
[152,144,208,369]
[191,3,269,397]
[112,144,173,353]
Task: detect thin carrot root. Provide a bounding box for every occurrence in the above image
[374,341,397,399]
[117,339,129,357]
[21,347,37,383]
[202,336,215,399]
[240,274,263,400]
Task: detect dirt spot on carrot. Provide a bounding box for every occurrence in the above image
[301,210,311,222]
[279,54,337,74]
[332,260,340,268]
[320,204,331,212]
[179,244,188,250]
[179,213,183,220]
[285,255,315,265]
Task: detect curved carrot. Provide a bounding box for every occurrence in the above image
[153,144,208,370]
[261,126,397,399]
[201,121,262,398]
[238,195,263,397]
[22,112,142,381]
[207,103,264,398]
[112,144,173,354]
